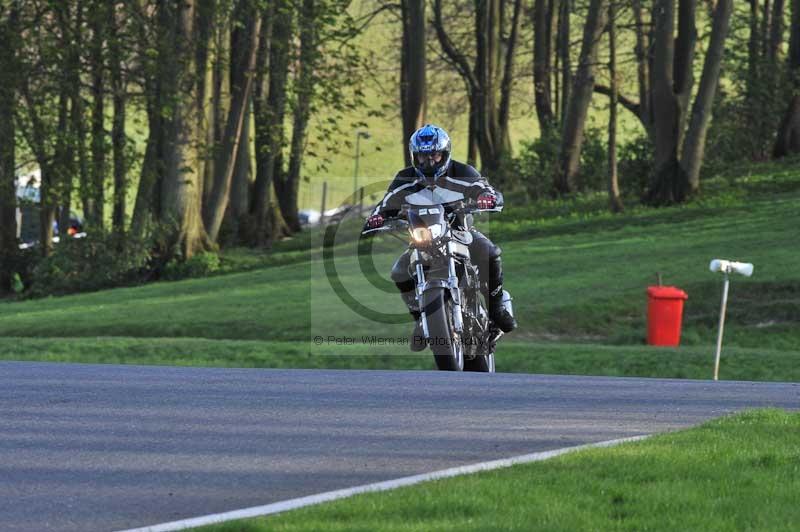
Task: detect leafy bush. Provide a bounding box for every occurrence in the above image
[576,127,607,192]
[29,232,152,297]
[162,251,221,281]
[7,247,40,293]
[511,127,608,199]
[617,134,654,198]
[705,30,791,167]
[512,128,560,200]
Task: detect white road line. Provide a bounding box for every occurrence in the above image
[118,435,651,532]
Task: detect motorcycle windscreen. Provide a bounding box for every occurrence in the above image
[407,205,446,230]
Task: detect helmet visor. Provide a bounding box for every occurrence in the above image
[414,151,444,175]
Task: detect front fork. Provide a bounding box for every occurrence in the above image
[413,249,463,339]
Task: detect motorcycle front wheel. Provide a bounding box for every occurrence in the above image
[421,288,464,371]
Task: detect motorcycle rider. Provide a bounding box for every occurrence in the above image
[364,124,517,350]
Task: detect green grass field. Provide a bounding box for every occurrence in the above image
[193,409,800,531]
[1,160,798,382]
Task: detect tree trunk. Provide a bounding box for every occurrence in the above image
[646,0,690,205]
[594,0,653,138]
[747,0,761,113]
[158,0,213,258]
[607,0,623,212]
[278,0,316,233]
[674,0,697,151]
[774,95,800,155]
[498,0,522,151]
[88,0,107,231]
[131,97,162,239]
[681,0,733,192]
[20,74,69,258]
[474,0,495,172]
[762,0,772,57]
[252,0,292,247]
[39,167,57,257]
[203,9,230,208]
[43,91,67,257]
[555,0,608,194]
[63,2,85,236]
[557,0,572,122]
[768,0,785,61]
[0,2,19,294]
[229,99,252,223]
[433,0,518,174]
[228,2,253,230]
[467,98,479,166]
[633,0,651,130]
[109,2,127,236]
[203,0,262,243]
[196,0,216,207]
[401,0,426,167]
[773,0,800,157]
[534,0,555,130]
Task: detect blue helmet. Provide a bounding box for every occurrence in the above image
[409,124,451,181]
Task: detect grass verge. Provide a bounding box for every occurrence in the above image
[193,409,800,532]
[2,337,798,382]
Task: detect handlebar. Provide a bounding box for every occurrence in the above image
[361,219,409,236]
[361,201,502,236]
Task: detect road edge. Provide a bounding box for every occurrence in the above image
[118,434,651,532]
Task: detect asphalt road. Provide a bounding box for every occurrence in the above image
[1,361,798,532]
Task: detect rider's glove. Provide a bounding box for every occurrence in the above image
[477,194,497,210]
[367,214,385,228]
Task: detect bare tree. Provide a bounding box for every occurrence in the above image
[252,0,293,247]
[768,0,786,62]
[556,0,572,121]
[774,0,800,157]
[277,0,316,232]
[644,0,694,204]
[63,1,86,238]
[87,0,107,230]
[400,0,426,166]
[0,1,20,292]
[555,0,607,194]
[607,0,623,212]
[533,0,556,131]
[203,0,262,242]
[109,1,127,236]
[432,0,523,174]
[681,0,734,190]
[228,0,255,232]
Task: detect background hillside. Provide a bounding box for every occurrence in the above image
[2,160,798,381]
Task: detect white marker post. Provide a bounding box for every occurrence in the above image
[709,259,754,381]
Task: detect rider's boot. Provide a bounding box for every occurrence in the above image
[399,288,427,352]
[486,257,517,333]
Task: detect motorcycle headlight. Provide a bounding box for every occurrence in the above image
[411,227,431,243]
[410,223,444,244]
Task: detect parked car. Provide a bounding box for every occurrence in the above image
[15,170,85,247]
[298,209,321,226]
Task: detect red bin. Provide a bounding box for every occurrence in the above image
[646,286,688,346]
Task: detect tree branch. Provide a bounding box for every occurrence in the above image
[431,0,478,91]
[593,84,641,118]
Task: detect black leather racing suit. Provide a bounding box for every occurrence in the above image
[365,160,507,322]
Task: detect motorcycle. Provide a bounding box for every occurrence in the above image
[362,186,514,372]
